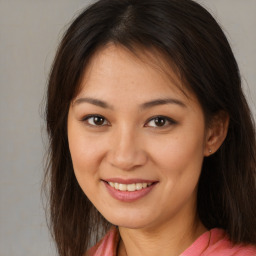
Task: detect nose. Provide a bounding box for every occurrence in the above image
[107,127,147,171]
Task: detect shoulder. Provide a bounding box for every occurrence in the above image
[182,228,256,256]
[86,226,119,256]
[205,228,256,256]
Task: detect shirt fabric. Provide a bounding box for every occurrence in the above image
[87,226,256,256]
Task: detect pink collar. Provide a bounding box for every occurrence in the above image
[87,227,256,256]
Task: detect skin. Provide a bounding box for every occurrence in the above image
[68,44,229,256]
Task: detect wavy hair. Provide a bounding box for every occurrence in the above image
[44,0,256,255]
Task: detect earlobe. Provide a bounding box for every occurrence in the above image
[204,111,229,156]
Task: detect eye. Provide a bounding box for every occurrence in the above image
[82,115,109,126]
[145,116,176,128]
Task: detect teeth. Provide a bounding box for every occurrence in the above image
[108,182,152,191]
[136,183,142,190]
[119,184,127,191]
[127,184,136,191]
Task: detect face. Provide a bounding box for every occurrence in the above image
[67,45,210,230]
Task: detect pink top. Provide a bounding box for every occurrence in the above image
[87,227,256,256]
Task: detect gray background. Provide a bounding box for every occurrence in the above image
[0,0,255,255]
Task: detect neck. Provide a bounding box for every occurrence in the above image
[118,215,207,256]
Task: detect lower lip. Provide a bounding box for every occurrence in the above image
[103,182,156,202]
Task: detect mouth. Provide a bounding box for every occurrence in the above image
[107,181,153,192]
[102,179,158,202]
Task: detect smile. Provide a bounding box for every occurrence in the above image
[108,182,152,192]
[103,179,157,202]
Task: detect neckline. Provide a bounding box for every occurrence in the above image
[180,228,225,255]
[116,228,225,256]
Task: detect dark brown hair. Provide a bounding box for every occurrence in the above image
[44,0,256,255]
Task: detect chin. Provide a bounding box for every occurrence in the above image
[111,220,149,229]
[101,208,156,230]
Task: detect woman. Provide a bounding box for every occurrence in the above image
[44,0,256,255]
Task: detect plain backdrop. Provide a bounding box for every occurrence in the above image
[0,0,255,255]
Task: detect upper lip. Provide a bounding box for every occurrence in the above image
[103,178,157,184]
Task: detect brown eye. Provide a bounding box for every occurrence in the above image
[84,115,108,126]
[92,116,105,125]
[154,117,166,127]
[146,116,176,128]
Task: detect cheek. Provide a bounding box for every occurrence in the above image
[68,122,104,170]
[67,121,107,195]
[67,131,106,206]
[146,130,205,217]
[149,127,206,178]
[69,138,100,171]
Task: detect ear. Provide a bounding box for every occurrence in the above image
[204,111,229,156]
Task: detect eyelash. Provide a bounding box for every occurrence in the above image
[81,115,177,128]
[82,115,110,127]
[145,115,177,128]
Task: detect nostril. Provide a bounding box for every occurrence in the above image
[106,133,148,170]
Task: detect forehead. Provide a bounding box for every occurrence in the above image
[75,44,195,105]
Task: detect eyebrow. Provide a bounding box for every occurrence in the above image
[73,97,186,109]
[73,97,114,109]
[140,98,186,109]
